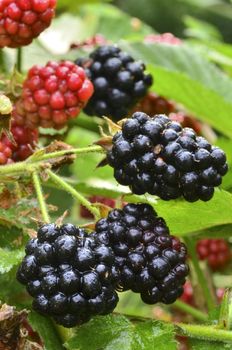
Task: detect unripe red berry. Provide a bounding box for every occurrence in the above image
[15,61,94,129]
[197,239,231,270]
[0,0,57,48]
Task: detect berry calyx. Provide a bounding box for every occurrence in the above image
[80,196,116,219]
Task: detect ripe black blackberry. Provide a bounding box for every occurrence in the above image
[76,45,153,120]
[17,223,119,328]
[107,112,228,201]
[94,203,189,304]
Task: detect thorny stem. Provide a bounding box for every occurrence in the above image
[32,171,50,223]
[185,237,215,313]
[0,145,104,176]
[176,322,232,343]
[47,170,101,220]
[174,300,208,322]
[16,47,22,72]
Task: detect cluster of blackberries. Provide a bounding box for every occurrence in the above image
[76,45,153,120]
[17,203,189,327]
[107,112,228,201]
[94,203,188,304]
[17,223,118,328]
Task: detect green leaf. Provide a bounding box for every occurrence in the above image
[0,247,24,274]
[133,321,177,350]
[65,315,176,350]
[120,42,232,103]
[148,65,232,138]
[29,311,64,350]
[190,339,232,349]
[65,314,133,350]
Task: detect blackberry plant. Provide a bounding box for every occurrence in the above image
[0,2,231,350]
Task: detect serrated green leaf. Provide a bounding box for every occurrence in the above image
[65,314,133,350]
[0,247,24,274]
[190,339,232,349]
[133,321,177,350]
[29,312,64,350]
[65,315,176,350]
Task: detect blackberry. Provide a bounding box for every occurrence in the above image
[197,239,231,270]
[76,45,153,120]
[17,223,119,328]
[107,112,228,201]
[94,203,189,305]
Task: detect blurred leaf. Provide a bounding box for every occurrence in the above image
[183,15,222,40]
[66,127,113,181]
[193,224,232,239]
[29,312,64,350]
[65,314,176,350]
[0,247,24,274]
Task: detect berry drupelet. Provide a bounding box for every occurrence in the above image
[107,112,228,201]
[132,92,175,116]
[94,203,189,305]
[76,45,153,121]
[197,239,231,270]
[0,0,57,48]
[14,61,94,130]
[17,223,119,328]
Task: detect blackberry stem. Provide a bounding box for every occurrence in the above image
[174,300,208,322]
[185,237,215,313]
[47,170,101,220]
[32,171,50,224]
[175,322,232,343]
[0,145,104,177]
[16,47,22,72]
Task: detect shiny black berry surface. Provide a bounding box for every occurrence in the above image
[17,223,119,328]
[94,203,189,305]
[76,45,153,120]
[107,112,228,201]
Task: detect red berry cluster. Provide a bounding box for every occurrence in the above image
[0,140,13,165]
[0,107,38,162]
[170,112,202,135]
[14,61,94,130]
[144,33,182,45]
[80,195,116,219]
[0,0,57,48]
[132,92,175,116]
[197,239,231,270]
[70,34,107,50]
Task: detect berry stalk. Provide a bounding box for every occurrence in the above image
[32,171,50,223]
[185,237,215,313]
[16,47,22,73]
[175,323,232,343]
[47,170,101,220]
[0,145,104,177]
[174,300,208,322]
